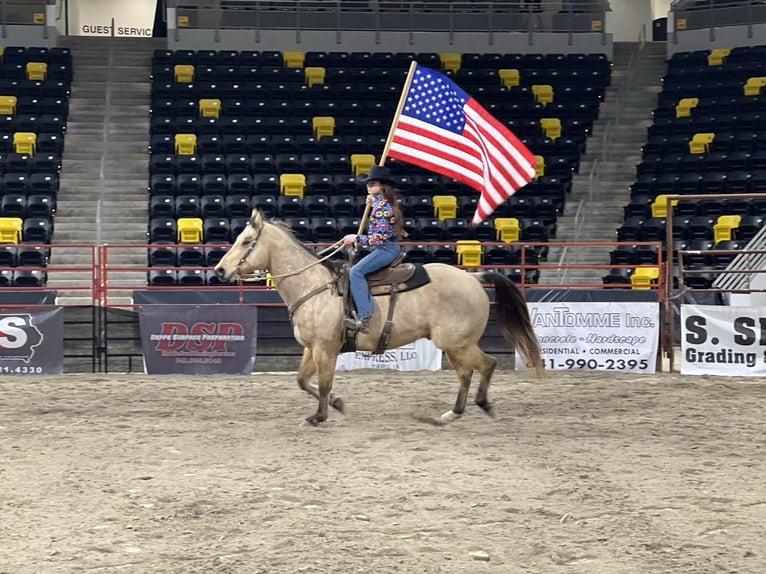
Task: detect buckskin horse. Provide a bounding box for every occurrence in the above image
[214,209,544,426]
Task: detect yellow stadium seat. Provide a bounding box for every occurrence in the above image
[456,240,483,267]
[350,153,375,176]
[26,62,47,80]
[540,117,561,140]
[265,272,275,288]
[0,95,17,115]
[174,64,194,83]
[532,84,553,105]
[305,66,325,87]
[744,76,766,96]
[0,217,23,243]
[280,174,306,197]
[631,266,660,290]
[534,155,545,178]
[689,132,715,154]
[13,132,36,154]
[312,116,335,139]
[498,68,520,88]
[707,48,730,66]
[713,215,742,243]
[440,52,461,73]
[177,218,203,243]
[432,195,458,220]
[198,98,221,118]
[494,217,520,243]
[650,194,679,218]
[174,133,197,155]
[675,97,699,118]
[283,50,305,69]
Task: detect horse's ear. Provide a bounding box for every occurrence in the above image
[250,208,264,228]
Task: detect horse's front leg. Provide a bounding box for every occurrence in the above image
[304,347,338,426]
[296,347,345,414]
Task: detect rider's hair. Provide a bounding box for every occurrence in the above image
[380,184,404,237]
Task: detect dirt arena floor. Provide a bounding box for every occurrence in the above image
[1,369,766,574]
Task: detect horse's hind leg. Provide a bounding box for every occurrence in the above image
[304,347,337,426]
[440,349,476,424]
[474,350,498,418]
[296,347,344,414]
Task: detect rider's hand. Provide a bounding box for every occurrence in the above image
[342,234,357,246]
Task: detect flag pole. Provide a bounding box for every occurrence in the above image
[356,59,418,235]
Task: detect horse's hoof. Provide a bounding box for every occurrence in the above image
[440,410,463,424]
[331,396,345,414]
[304,413,325,426]
[478,401,496,418]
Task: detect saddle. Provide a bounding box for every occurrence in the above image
[338,252,431,354]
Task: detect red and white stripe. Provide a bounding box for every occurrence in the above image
[389,97,536,224]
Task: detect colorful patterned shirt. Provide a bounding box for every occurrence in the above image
[355,193,398,247]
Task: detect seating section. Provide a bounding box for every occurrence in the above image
[147,49,610,286]
[609,44,766,288]
[0,46,71,287]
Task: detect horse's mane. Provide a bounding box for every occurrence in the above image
[269,219,342,273]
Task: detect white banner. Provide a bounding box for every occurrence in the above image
[681,305,766,376]
[336,338,442,371]
[522,302,660,373]
[68,0,157,37]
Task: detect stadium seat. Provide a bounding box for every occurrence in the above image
[149,269,178,286]
[432,195,458,220]
[532,84,554,105]
[439,52,461,73]
[0,95,17,115]
[12,132,35,154]
[26,62,47,80]
[498,68,520,88]
[174,64,194,83]
[1,194,26,218]
[22,218,51,243]
[0,217,23,243]
[494,217,520,242]
[177,217,203,243]
[13,269,45,287]
[312,116,335,139]
[198,98,221,118]
[650,194,679,218]
[203,218,230,243]
[630,266,660,290]
[688,132,714,154]
[713,215,741,243]
[707,48,729,66]
[148,246,177,267]
[280,174,306,197]
[149,195,175,218]
[350,153,375,176]
[540,118,561,140]
[149,217,177,243]
[175,194,200,218]
[174,133,197,155]
[675,97,699,118]
[455,240,482,267]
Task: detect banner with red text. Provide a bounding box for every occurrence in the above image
[138,305,257,374]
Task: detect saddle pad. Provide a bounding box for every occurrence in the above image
[370,263,430,296]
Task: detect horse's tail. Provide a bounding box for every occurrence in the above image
[478,272,544,378]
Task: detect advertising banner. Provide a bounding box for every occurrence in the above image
[681,304,766,376]
[336,338,442,371]
[68,0,157,37]
[0,307,64,375]
[522,301,660,373]
[139,305,258,375]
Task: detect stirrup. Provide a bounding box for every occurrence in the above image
[344,314,370,334]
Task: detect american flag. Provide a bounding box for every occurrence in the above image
[388,64,536,225]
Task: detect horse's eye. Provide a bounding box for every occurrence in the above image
[242,240,251,246]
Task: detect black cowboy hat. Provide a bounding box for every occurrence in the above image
[358,164,397,186]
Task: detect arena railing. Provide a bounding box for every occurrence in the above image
[168,0,610,35]
[670,0,766,31]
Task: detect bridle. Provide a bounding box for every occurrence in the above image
[233,220,346,282]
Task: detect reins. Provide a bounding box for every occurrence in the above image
[238,238,347,282]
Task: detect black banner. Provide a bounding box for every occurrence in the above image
[0,307,64,375]
[138,305,258,374]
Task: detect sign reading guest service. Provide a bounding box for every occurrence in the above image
[68,0,157,37]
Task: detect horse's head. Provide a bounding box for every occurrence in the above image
[214,209,269,282]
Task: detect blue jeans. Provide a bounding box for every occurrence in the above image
[349,241,400,319]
